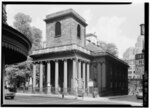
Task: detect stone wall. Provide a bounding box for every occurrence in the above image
[46,17,85,48]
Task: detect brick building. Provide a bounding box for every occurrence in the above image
[30,9,128,96]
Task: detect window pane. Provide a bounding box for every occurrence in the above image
[77,24,81,38]
[55,22,61,36]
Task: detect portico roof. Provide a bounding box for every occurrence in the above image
[31,44,91,57]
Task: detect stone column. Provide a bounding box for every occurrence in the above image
[87,62,90,93]
[55,60,59,93]
[102,62,106,89]
[28,76,33,93]
[33,63,36,93]
[63,59,67,94]
[40,62,43,93]
[98,62,102,93]
[47,61,51,94]
[72,59,77,94]
[82,62,85,92]
[78,60,81,89]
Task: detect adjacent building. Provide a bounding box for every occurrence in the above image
[123,24,144,95]
[30,9,128,96]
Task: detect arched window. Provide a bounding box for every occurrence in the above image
[55,22,61,37]
[77,24,81,39]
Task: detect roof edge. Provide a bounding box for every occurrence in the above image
[44,8,87,26]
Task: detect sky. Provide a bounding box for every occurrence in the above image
[6,2,144,59]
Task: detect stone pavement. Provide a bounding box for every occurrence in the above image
[15,93,142,106]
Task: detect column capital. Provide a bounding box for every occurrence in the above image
[54,59,59,62]
[40,61,44,64]
[79,59,90,64]
[35,61,43,64]
[33,62,37,64]
[87,62,91,65]
[36,61,44,64]
[85,61,90,64]
[63,59,68,61]
[72,57,78,61]
[46,60,51,63]
[78,59,82,62]
[98,61,105,65]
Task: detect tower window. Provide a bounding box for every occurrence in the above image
[77,24,81,39]
[55,22,61,37]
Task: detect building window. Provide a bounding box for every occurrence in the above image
[77,24,81,39]
[55,22,61,37]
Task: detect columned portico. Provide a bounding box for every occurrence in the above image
[32,58,90,95]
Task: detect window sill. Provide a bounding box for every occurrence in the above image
[55,35,61,38]
[77,36,81,39]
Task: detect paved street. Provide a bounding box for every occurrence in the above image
[3,94,142,106]
[109,95,142,103]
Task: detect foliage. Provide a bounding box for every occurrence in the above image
[13,12,42,51]
[106,43,118,57]
[97,41,118,57]
[13,13,32,41]
[5,57,33,88]
[31,27,42,50]
[123,47,136,60]
[5,12,42,89]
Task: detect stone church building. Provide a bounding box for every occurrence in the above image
[30,9,128,96]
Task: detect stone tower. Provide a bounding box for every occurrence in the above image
[44,9,87,48]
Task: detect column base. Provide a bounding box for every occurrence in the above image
[55,87,58,94]
[47,86,51,94]
[28,85,32,93]
[40,88,43,94]
[32,88,36,94]
[63,88,68,95]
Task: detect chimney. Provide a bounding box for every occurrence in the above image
[140,24,145,35]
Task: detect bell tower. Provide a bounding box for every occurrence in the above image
[44,9,87,48]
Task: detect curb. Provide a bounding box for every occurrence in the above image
[106,95,130,99]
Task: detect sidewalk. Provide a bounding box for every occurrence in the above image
[16,93,142,106]
[105,95,131,99]
[16,92,109,101]
[16,92,75,99]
